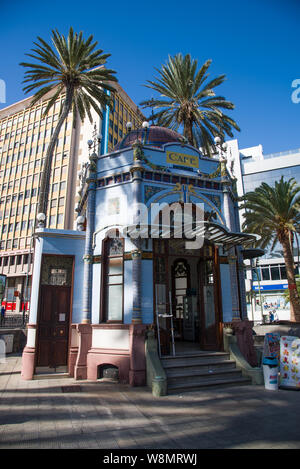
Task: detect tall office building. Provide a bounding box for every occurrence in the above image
[227,140,300,321]
[0,82,144,313]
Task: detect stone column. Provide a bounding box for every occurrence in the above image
[128,146,146,385]
[74,150,97,380]
[222,176,241,321]
[129,323,147,386]
[130,159,143,324]
[228,254,241,320]
[237,251,248,319]
[21,233,43,380]
[82,151,97,324]
[131,248,142,323]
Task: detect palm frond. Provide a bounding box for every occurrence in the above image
[20,27,118,219]
[140,53,239,150]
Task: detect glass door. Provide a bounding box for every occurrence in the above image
[172,259,194,341]
[198,248,220,350]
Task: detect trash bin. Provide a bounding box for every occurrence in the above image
[263,357,279,390]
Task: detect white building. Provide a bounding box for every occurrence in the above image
[226,140,300,323]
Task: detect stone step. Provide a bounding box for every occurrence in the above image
[161,350,252,394]
[33,372,70,380]
[167,368,243,386]
[161,353,231,369]
[167,376,252,394]
[165,360,237,378]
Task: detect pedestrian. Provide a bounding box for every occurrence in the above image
[1,305,5,325]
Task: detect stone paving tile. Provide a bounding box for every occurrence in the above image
[1,355,300,449]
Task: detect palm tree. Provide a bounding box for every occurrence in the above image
[140,53,240,155]
[20,27,117,220]
[240,176,300,322]
[283,275,300,307]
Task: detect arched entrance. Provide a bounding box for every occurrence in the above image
[153,239,223,353]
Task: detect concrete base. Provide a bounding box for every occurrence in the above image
[74,323,92,380]
[129,324,147,386]
[232,319,258,367]
[21,346,36,380]
[68,346,78,377]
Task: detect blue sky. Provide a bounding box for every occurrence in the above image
[0,0,299,154]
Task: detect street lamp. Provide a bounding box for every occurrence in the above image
[214,136,228,160]
[36,212,46,228]
[126,122,132,133]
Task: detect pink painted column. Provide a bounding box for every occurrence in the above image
[74,323,92,380]
[129,324,147,386]
[232,319,258,367]
[21,346,36,380]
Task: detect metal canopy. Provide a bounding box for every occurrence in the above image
[123,221,259,248]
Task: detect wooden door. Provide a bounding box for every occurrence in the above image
[37,285,71,368]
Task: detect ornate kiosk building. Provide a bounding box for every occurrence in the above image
[21,125,259,392]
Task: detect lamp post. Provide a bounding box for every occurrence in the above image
[254,258,264,323]
[21,270,29,326]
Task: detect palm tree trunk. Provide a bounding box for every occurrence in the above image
[184,118,194,146]
[281,234,300,322]
[37,85,74,218]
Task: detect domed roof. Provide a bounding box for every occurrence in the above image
[113,125,186,151]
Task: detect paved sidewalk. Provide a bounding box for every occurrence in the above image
[1,354,300,449]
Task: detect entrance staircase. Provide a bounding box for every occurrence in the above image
[161,351,251,394]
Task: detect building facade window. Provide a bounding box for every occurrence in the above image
[101,235,124,322]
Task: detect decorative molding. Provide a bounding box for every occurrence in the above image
[83,254,94,264]
[93,255,102,264]
[197,160,229,180]
[132,140,168,172]
[88,347,130,356]
[123,251,153,260]
[142,252,153,260]
[150,189,225,226]
[91,324,130,330]
[130,165,143,175]
[36,230,85,240]
[219,256,229,264]
[201,193,221,210]
[144,185,163,204]
[228,255,238,264]
[131,249,142,259]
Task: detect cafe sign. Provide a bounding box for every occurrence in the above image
[166,151,199,169]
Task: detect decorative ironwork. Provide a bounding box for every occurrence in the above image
[41,256,73,286]
[174,260,188,277]
[144,185,163,204]
[49,268,68,286]
[108,238,123,256]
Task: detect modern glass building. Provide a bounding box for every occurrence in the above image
[227,140,300,322]
[0,84,144,314]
